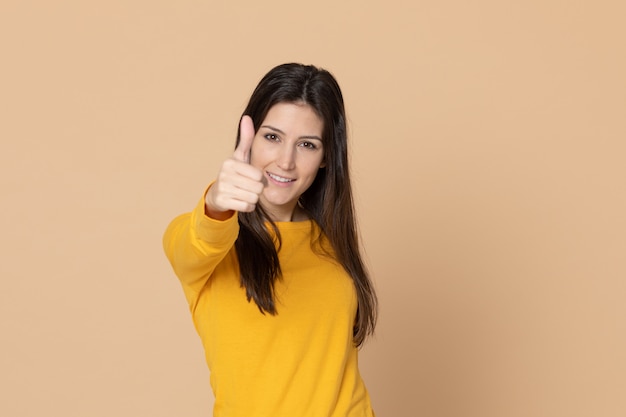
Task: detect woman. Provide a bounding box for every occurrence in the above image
[163,63,377,417]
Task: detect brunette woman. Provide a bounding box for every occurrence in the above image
[163,63,377,417]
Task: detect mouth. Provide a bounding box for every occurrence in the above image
[267,172,295,183]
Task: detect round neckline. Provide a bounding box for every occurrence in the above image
[263,219,316,234]
[272,219,314,228]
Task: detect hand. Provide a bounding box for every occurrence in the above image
[205,116,265,219]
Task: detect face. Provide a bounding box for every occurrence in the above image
[250,101,325,221]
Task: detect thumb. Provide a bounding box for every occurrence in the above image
[233,115,255,163]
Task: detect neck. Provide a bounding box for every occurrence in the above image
[263,203,308,222]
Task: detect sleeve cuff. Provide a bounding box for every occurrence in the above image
[189,184,239,246]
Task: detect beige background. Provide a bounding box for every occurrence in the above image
[2,1,625,416]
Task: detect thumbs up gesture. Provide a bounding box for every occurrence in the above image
[205,116,265,219]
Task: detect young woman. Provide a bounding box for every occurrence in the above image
[163,63,377,417]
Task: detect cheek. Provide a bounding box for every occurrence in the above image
[312,153,325,172]
[303,158,324,178]
[249,142,269,168]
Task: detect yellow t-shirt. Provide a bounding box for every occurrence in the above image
[163,197,375,417]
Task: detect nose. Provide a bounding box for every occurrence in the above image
[276,146,296,170]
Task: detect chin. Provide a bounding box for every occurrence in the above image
[263,191,295,204]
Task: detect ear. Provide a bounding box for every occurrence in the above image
[319,161,326,168]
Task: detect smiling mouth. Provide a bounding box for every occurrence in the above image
[267,172,295,183]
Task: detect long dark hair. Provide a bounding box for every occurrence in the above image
[235,63,377,346]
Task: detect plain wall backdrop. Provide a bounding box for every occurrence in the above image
[1,1,625,416]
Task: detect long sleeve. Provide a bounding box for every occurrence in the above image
[163,195,240,300]
[164,206,374,417]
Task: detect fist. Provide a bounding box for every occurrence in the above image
[205,116,265,219]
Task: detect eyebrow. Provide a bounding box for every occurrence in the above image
[260,125,323,141]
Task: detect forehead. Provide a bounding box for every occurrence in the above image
[262,102,324,135]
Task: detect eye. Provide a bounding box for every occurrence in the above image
[264,133,279,141]
[299,141,318,150]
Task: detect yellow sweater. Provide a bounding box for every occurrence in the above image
[163,196,375,417]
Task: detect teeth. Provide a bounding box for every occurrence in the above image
[268,173,294,183]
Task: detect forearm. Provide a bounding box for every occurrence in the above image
[163,195,239,291]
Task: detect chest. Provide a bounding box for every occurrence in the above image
[194,233,357,349]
